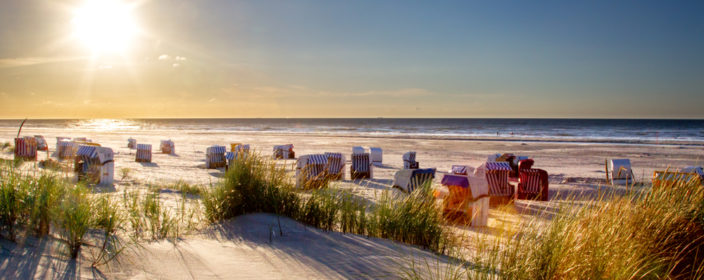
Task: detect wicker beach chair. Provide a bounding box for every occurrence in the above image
[57,139,78,160]
[14,137,38,161]
[393,168,436,193]
[296,154,328,189]
[273,144,295,159]
[127,138,137,149]
[370,147,383,166]
[324,152,345,180]
[205,145,226,169]
[350,153,373,179]
[403,151,418,169]
[450,165,471,175]
[136,144,152,163]
[606,159,635,185]
[75,146,114,185]
[484,162,514,206]
[652,167,703,188]
[160,140,175,154]
[440,171,489,226]
[516,160,549,201]
[34,135,48,151]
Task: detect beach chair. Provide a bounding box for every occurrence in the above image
[160,140,175,154]
[296,154,328,189]
[516,159,549,201]
[350,153,373,179]
[370,147,383,166]
[135,144,152,163]
[225,152,235,170]
[127,138,137,149]
[75,146,114,185]
[484,162,514,206]
[34,135,48,151]
[57,139,78,160]
[403,151,418,169]
[393,168,436,193]
[450,165,471,175]
[230,143,242,153]
[273,144,295,159]
[606,159,635,185]
[325,152,345,180]
[14,137,38,161]
[205,145,226,169]
[440,170,489,226]
[652,168,703,188]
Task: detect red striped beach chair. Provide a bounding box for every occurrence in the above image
[206,145,226,169]
[403,151,418,169]
[296,154,329,189]
[517,167,549,201]
[351,153,373,179]
[136,144,152,163]
[160,140,175,154]
[324,152,345,180]
[485,162,514,206]
[34,135,48,151]
[14,137,38,161]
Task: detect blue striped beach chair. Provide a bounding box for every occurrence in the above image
[484,162,514,206]
[324,152,345,180]
[403,151,418,169]
[350,153,373,179]
[296,154,329,189]
[393,168,436,193]
[206,145,226,169]
[136,144,152,163]
[14,137,38,161]
[75,145,114,185]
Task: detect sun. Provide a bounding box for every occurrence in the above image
[72,0,138,54]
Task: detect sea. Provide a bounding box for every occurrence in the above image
[1,118,703,145]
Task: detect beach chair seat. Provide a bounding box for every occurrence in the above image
[440,172,489,226]
[296,154,328,189]
[273,144,295,159]
[403,151,419,169]
[127,138,137,149]
[652,170,703,188]
[75,146,114,185]
[324,152,345,180]
[160,140,175,154]
[350,153,373,179]
[607,159,635,185]
[14,137,38,161]
[393,168,436,193]
[136,144,152,163]
[370,147,383,166]
[206,145,226,169]
[484,162,514,206]
[34,135,48,151]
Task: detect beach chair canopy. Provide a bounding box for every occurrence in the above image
[450,165,472,175]
[324,152,344,174]
[352,146,365,155]
[608,159,634,184]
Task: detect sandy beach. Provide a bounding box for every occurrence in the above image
[2,126,704,279]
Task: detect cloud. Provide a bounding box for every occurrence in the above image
[158,54,170,60]
[175,56,187,61]
[172,63,180,68]
[0,56,88,68]
[243,85,434,99]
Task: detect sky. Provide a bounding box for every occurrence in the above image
[0,0,702,119]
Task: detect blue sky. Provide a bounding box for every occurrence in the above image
[0,0,702,118]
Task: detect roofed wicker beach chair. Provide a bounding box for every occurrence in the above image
[160,140,175,154]
[296,154,328,189]
[14,136,38,161]
[205,145,226,169]
[324,152,345,180]
[127,138,137,149]
[57,139,78,160]
[34,135,48,151]
[652,166,703,188]
[75,145,114,185]
[484,161,514,206]
[273,144,295,159]
[392,168,436,193]
[135,144,152,163]
[440,169,489,226]
[516,159,549,201]
[350,153,373,179]
[370,147,383,166]
[230,142,242,152]
[606,158,635,185]
[403,151,418,169]
[450,165,471,175]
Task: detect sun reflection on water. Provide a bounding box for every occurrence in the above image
[70,119,142,131]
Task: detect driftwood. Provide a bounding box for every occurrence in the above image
[17,118,27,138]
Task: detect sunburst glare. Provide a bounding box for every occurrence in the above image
[72,0,138,55]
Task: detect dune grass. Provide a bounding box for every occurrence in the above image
[203,154,452,252]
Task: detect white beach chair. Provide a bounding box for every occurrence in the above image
[206,145,226,169]
[352,146,365,155]
[273,144,295,159]
[403,151,418,169]
[607,159,635,185]
[324,152,345,180]
[296,154,328,188]
[136,144,152,163]
[393,168,436,193]
[75,146,114,185]
[370,147,382,166]
[350,153,373,179]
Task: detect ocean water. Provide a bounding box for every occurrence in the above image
[1,118,703,145]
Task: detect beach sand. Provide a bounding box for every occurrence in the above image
[2,127,703,278]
